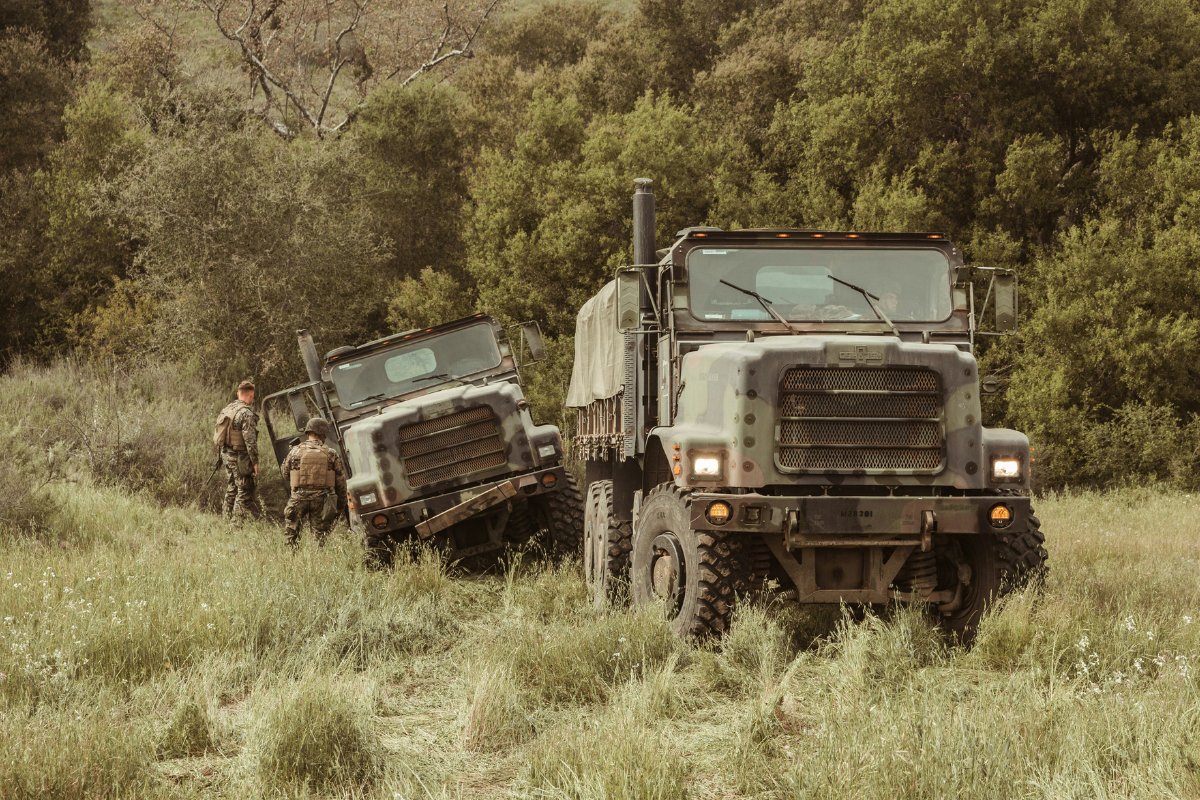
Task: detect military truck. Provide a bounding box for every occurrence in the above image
[569,180,1047,641]
[263,314,584,564]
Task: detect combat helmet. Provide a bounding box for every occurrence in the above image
[304,417,330,438]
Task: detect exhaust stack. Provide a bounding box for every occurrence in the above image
[297,329,323,384]
[633,178,655,265]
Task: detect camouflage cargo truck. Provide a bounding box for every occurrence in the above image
[263,314,584,564]
[569,179,1047,641]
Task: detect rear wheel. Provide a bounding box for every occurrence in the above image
[529,472,585,560]
[630,483,747,637]
[584,480,632,610]
[941,516,1048,642]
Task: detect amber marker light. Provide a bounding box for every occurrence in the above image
[812,233,824,238]
[776,233,790,238]
[988,504,1013,528]
[372,514,389,530]
[928,234,942,239]
[706,501,732,526]
[541,472,558,489]
[847,233,860,238]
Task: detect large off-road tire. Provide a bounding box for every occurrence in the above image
[630,483,748,638]
[529,472,585,560]
[584,480,633,610]
[942,515,1048,642]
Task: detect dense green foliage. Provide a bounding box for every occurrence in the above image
[3,0,1200,488]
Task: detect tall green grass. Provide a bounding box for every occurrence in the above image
[2,453,1199,798]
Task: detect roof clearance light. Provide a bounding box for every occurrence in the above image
[695,232,707,237]
[928,234,942,239]
[812,233,824,238]
[777,233,789,238]
[847,233,860,238]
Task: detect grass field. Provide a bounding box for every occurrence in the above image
[2,482,1199,799]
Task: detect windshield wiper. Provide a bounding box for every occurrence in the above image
[412,373,454,383]
[718,279,800,334]
[827,276,900,336]
[351,393,386,408]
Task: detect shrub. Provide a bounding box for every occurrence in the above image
[159,697,214,758]
[461,663,534,751]
[251,675,383,791]
[523,697,689,800]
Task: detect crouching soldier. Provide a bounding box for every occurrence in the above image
[214,380,263,520]
[283,417,347,548]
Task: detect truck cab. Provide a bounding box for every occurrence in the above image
[571,181,1046,642]
[264,314,583,563]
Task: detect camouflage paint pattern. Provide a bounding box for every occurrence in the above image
[663,335,1029,492]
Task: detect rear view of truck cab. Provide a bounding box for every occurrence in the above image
[571,180,1047,643]
[263,314,584,564]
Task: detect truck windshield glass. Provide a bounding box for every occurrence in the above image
[330,324,502,408]
[687,247,952,323]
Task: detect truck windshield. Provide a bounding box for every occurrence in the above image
[687,247,953,323]
[329,323,503,409]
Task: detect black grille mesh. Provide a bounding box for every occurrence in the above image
[781,394,938,419]
[399,407,507,487]
[780,420,941,448]
[778,448,943,471]
[777,366,943,473]
[781,368,938,392]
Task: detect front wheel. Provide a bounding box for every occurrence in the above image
[529,472,585,560]
[941,517,1049,642]
[630,484,747,638]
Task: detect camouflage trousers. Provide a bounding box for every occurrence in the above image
[284,491,337,546]
[221,448,261,520]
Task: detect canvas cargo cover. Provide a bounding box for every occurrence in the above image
[566,280,623,407]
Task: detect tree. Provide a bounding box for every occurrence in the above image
[192,0,504,138]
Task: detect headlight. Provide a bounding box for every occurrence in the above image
[692,456,722,478]
[359,492,377,506]
[992,459,1021,480]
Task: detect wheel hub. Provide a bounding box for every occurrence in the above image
[650,533,686,613]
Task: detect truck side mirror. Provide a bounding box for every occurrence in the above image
[520,321,547,362]
[994,273,1017,333]
[617,269,640,330]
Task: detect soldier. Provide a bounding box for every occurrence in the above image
[214,380,262,520]
[282,417,347,548]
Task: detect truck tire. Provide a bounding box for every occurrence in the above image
[365,531,394,568]
[529,472,585,560]
[630,483,747,638]
[942,515,1048,642]
[584,480,632,610]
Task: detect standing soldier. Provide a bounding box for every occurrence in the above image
[282,417,347,547]
[213,380,262,520]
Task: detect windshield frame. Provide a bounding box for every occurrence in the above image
[683,243,955,327]
[328,321,505,410]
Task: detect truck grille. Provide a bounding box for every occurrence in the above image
[398,406,507,488]
[776,367,943,473]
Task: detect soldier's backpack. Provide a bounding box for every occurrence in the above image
[213,403,246,451]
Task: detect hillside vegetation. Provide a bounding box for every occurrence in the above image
[3,0,1200,491]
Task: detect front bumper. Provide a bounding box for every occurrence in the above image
[688,493,1030,542]
[358,465,567,536]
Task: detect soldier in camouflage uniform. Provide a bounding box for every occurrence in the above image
[282,417,347,547]
[216,380,262,520]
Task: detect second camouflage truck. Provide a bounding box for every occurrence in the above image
[570,180,1047,642]
[263,314,584,564]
